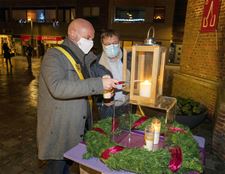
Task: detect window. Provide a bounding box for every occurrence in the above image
[27,9,45,23]
[12,10,26,21]
[45,9,56,22]
[57,9,64,21]
[65,9,71,22]
[0,8,8,22]
[114,8,145,23]
[82,7,100,17]
[153,7,165,23]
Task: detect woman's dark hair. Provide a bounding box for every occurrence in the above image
[100,29,120,43]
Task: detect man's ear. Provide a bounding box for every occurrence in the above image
[71,32,79,42]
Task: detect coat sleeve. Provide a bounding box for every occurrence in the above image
[40,48,104,99]
[90,61,112,78]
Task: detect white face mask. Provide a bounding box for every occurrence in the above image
[103,44,120,58]
[77,37,93,54]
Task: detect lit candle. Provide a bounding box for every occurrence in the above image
[144,125,154,151]
[140,80,151,97]
[151,118,161,144]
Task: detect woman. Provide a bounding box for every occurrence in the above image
[2,42,12,67]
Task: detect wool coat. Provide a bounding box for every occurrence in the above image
[37,38,104,160]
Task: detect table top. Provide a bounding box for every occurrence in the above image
[64,143,134,174]
[64,135,205,174]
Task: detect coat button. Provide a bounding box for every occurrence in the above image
[83,116,86,119]
[92,89,95,92]
[80,134,83,138]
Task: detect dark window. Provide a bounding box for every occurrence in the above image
[153,7,165,23]
[0,9,6,22]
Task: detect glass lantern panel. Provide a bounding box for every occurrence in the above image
[122,47,132,92]
[111,98,144,148]
[133,51,153,97]
[124,49,132,81]
[157,54,162,95]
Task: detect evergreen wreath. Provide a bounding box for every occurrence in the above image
[83,115,203,174]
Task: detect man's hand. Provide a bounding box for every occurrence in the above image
[102,76,118,90]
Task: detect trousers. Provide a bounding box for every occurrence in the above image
[44,160,73,174]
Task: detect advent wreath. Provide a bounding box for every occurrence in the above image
[83,115,203,174]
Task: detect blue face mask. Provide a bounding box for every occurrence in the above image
[103,44,120,58]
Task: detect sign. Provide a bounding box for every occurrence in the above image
[36,36,63,41]
[200,0,220,32]
[20,35,31,41]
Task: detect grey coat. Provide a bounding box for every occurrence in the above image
[37,38,104,160]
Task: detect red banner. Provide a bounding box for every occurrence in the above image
[200,0,220,32]
[20,35,31,41]
[36,36,63,41]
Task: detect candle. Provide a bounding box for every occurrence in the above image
[102,75,113,99]
[144,125,154,151]
[151,118,161,144]
[140,80,151,97]
[103,89,113,99]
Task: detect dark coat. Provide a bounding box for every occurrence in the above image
[37,38,104,160]
[2,43,11,59]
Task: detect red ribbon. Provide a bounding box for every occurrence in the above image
[169,146,182,172]
[111,117,119,132]
[131,115,149,129]
[92,127,107,135]
[169,127,187,134]
[101,145,125,159]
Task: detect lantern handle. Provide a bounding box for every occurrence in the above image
[146,26,155,39]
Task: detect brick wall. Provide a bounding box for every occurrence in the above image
[172,0,225,119]
[213,102,225,161]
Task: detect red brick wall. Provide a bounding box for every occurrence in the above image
[172,0,225,119]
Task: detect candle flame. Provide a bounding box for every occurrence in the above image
[143,80,151,84]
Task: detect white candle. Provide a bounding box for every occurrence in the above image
[151,118,161,145]
[140,80,151,97]
[144,125,154,151]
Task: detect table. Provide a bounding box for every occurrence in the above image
[64,135,205,174]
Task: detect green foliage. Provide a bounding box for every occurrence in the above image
[83,115,203,174]
[176,96,204,116]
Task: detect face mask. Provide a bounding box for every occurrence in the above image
[77,37,93,54]
[103,44,120,58]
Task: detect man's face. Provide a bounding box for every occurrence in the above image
[102,35,119,46]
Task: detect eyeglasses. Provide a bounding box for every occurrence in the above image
[103,42,119,46]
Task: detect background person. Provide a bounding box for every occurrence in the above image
[37,18,118,174]
[2,42,13,68]
[25,44,33,69]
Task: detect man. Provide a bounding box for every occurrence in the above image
[97,29,131,118]
[37,18,118,174]
[25,44,33,69]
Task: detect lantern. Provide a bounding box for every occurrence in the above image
[127,44,166,106]
[122,26,177,124]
